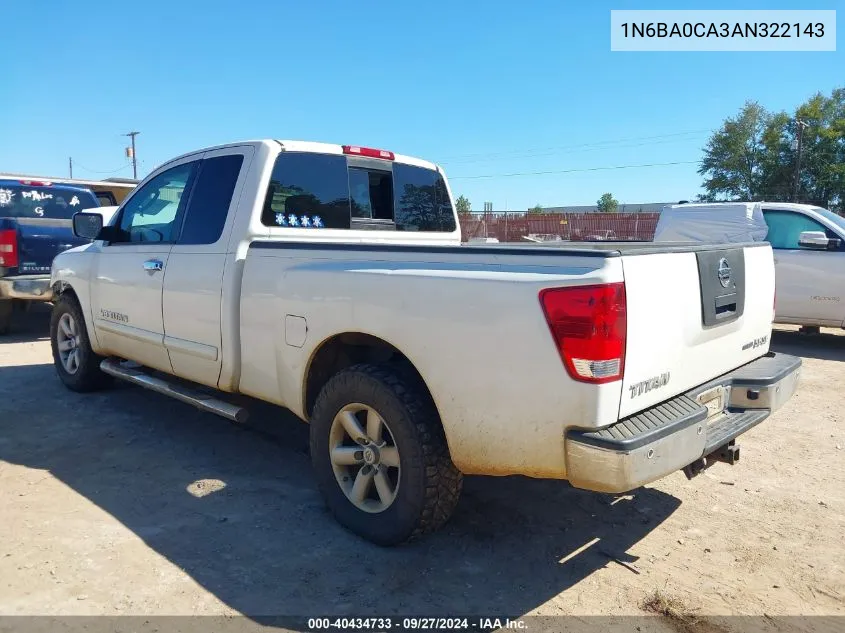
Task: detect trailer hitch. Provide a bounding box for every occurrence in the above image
[683,441,741,480]
[709,440,740,465]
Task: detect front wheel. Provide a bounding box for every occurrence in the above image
[50,294,112,392]
[310,364,462,546]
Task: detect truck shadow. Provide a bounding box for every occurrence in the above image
[0,301,51,343]
[770,328,845,362]
[0,361,681,623]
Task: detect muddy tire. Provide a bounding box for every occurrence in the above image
[310,363,462,546]
[0,300,12,335]
[50,294,112,392]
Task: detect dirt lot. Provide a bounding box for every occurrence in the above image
[1,307,843,630]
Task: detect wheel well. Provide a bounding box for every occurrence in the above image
[304,333,435,419]
[53,282,79,305]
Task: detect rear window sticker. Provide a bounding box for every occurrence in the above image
[21,191,54,202]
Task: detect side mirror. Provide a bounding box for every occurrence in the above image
[798,230,835,250]
[72,212,104,240]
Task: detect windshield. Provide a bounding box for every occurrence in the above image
[0,184,99,219]
[812,207,845,234]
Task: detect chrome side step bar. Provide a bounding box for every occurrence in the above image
[100,358,248,424]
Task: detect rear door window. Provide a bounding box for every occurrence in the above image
[0,184,99,219]
[262,153,351,229]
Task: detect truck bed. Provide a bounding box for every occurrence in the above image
[242,238,775,478]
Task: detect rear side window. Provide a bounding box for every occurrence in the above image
[262,153,351,229]
[179,154,244,245]
[0,184,99,219]
[260,152,456,233]
[393,164,456,232]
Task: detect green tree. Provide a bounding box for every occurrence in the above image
[699,89,845,210]
[528,203,544,214]
[792,88,845,209]
[596,193,618,213]
[699,101,769,201]
[455,195,471,214]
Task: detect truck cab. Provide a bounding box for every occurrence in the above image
[759,202,845,329]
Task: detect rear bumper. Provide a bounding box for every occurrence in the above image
[565,352,801,493]
[0,275,53,301]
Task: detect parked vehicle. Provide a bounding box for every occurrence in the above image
[0,179,101,334]
[656,201,845,330]
[760,202,845,331]
[49,140,800,545]
[0,173,138,206]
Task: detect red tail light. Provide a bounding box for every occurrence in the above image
[19,180,52,186]
[539,283,627,384]
[0,229,19,268]
[342,145,395,160]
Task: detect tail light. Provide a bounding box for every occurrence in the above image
[539,283,627,384]
[19,180,52,186]
[342,145,395,160]
[0,229,19,268]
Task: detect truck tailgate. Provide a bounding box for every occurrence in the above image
[618,242,774,418]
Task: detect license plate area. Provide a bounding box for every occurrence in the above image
[697,386,729,425]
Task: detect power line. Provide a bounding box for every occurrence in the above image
[449,160,702,180]
[437,130,711,162]
[440,135,710,166]
[74,161,133,175]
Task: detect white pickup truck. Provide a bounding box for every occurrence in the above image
[49,140,801,545]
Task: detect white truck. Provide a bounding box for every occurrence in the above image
[49,140,801,545]
[656,201,845,331]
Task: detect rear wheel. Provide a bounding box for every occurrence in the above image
[50,294,112,392]
[310,364,462,546]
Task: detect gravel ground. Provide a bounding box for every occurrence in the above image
[0,306,843,631]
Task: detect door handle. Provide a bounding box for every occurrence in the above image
[143,259,164,272]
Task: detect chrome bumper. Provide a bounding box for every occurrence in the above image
[565,352,802,493]
[0,275,53,301]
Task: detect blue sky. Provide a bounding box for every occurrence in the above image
[1,0,841,210]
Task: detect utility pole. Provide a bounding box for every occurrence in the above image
[124,131,140,179]
[792,120,808,202]
[68,157,73,179]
